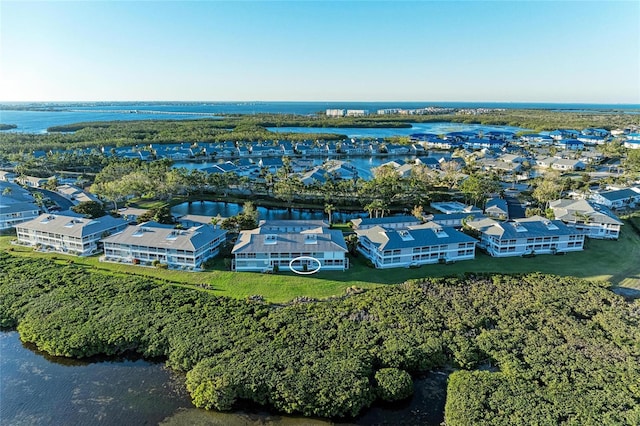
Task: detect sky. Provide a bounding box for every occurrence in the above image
[0,1,638,103]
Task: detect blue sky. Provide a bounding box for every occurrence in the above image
[1,1,638,103]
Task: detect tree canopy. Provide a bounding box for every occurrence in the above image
[0,253,638,423]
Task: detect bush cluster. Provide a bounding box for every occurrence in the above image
[1,253,639,423]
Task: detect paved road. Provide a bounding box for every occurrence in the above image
[30,188,74,212]
[505,195,526,219]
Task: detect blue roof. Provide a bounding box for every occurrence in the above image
[598,188,639,202]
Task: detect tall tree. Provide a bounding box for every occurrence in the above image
[324,203,335,226]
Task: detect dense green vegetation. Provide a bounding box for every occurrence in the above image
[1,252,639,423]
[0,118,346,155]
[86,157,458,212]
[1,109,638,156]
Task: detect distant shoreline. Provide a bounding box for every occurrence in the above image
[1,100,639,113]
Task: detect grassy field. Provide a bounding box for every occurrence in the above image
[2,217,639,303]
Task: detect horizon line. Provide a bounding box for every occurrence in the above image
[1,100,639,106]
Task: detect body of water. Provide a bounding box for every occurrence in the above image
[1,330,448,426]
[267,122,527,139]
[1,101,638,134]
[171,201,370,223]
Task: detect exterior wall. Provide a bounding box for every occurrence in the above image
[357,238,476,269]
[103,234,225,269]
[16,223,127,256]
[478,233,584,257]
[0,208,40,230]
[567,222,620,240]
[234,250,347,272]
[591,192,640,209]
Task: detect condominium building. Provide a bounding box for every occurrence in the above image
[466,215,585,257]
[356,222,477,268]
[102,221,226,269]
[16,212,128,256]
[232,220,348,272]
[549,199,623,240]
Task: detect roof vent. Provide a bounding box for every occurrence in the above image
[264,234,277,245]
[513,222,528,233]
[398,230,414,241]
[434,227,449,238]
[544,220,559,231]
[304,234,318,244]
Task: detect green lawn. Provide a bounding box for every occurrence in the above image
[3,217,639,303]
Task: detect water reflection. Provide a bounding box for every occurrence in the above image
[171,201,369,223]
[0,331,193,426]
[2,330,447,426]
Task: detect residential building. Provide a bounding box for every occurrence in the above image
[351,215,422,231]
[16,212,128,256]
[590,187,640,209]
[427,212,486,228]
[17,175,55,188]
[466,215,585,257]
[345,109,369,117]
[1,202,40,230]
[102,221,226,269]
[232,220,348,272]
[56,184,101,205]
[326,109,346,117]
[355,222,476,268]
[549,199,623,239]
[1,182,41,230]
[551,158,585,171]
[117,207,149,223]
[431,201,483,215]
[0,171,17,182]
[485,198,509,220]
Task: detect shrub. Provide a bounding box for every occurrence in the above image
[374,368,414,402]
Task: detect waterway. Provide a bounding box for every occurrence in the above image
[2,101,638,134]
[1,330,448,425]
[171,201,370,223]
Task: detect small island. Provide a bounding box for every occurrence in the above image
[0,123,17,131]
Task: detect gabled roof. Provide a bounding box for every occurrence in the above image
[356,223,476,251]
[485,198,508,213]
[17,213,127,238]
[595,188,640,202]
[467,215,580,239]
[102,221,226,251]
[0,202,40,215]
[351,215,422,229]
[549,199,622,225]
[232,227,347,254]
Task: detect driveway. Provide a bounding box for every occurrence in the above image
[505,195,526,219]
[31,188,75,212]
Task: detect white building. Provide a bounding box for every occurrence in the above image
[56,184,101,205]
[466,215,585,257]
[326,109,346,117]
[0,182,40,230]
[345,109,369,117]
[351,215,422,231]
[590,187,640,209]
[356,222,476,269]
[16,212,128,256]
[549,199,623,240]
[232,220,348,272]
[484,198,509,220]
[102,221,226,269]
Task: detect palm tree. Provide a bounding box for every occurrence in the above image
[324,203,335,226]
